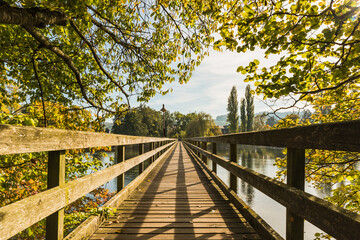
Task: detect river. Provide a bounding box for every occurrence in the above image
[96,143,332,239]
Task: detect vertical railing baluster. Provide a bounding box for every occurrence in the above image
[150,142,154,163]
[286,148,305,240]
[115,145,125,191]
[156,142,160,159]
[46,150,65,240]
[229,143,237,193]
[197,141,201,157]
[212,142,217,174]
[139,143,144,174]
[201,142,207,164]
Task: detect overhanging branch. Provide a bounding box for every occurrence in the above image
[0,0,67,27]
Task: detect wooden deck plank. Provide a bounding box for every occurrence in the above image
[90,142,261,240]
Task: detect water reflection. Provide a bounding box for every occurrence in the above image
[213,143,332,239]
[240,152,254,206]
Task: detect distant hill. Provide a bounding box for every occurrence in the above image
[214,115,227,126]
[214,111,304,127]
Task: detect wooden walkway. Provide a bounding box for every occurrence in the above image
[90,142,260,240]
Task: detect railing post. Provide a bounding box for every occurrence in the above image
[150,142,155,163]
[197,141,201,157]
[115,145,125,191]
[156,142,160,159]
[46,150,65,240]
[201,142,207,164]
[212,142,217,173]
[139,143,144,174]
[286,148,305,240]
[230,143,237,193]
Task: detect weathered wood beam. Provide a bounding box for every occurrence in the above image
[187,120,360,152]
[115,145,125,192]
[212,142,217,173]
[139,143,144,174]
[0,124,174,155]
[185,142,360,240]
[46,150,65,240]
[64,142,177,240]
[183,142,283,240]
[286,148,305,240]
[0,141,175,239]
[230,143,237,193]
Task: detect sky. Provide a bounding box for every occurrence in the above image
[131,48,283,119]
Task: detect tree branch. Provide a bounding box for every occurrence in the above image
[0,0,67,27]
[299,74,360,94]
[69,20,129,101]
[32,57,47,127]
[22,25,115,113]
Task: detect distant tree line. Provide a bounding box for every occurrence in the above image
[112,105,221,138]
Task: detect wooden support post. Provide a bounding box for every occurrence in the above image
[229,143,237,193]
[212,142,217,174]
[150,142,155,163]
[115,145,125,191]
[201,142,207,164]
[286,148,305,240]
[46,150,65,240]
[156,142,160,159]
[197,141,201,157]
[139,144,144,174]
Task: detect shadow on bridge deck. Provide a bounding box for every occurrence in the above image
[90,142,260,240]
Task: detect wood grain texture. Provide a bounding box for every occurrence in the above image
[64,142,177,240]
[185,142,360,240]
[183,142,282,240]
[90,143,260,240]
[187,119,360,152]
[0,124,174,155]
[0,142,175,240]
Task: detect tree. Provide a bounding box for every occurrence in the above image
[245,85,254,131]
[301,109,313,123]
[240,98,246,132]
[214,0,360,104]
[227,86,239,133]
[0,100,112,238]
[266,116,277,127]
[185,112,220,137]
[112,105,162,137]
[253,113,268,131]
[0,0,215,120]
[212,0,360,219]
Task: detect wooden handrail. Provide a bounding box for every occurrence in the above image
[187,120,360,152]
[184,142,360,240]
[0,124,176,239]
[0,124,173,155]
[184,120,360,240]
[183,142,283,240]
[0,141,175,239]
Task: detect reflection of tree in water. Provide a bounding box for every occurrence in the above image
[240,151,254,206]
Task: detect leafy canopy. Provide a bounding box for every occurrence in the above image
[213,0,360,103]
[0,0,215,118]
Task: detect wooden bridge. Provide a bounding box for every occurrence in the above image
[0,121,360,240]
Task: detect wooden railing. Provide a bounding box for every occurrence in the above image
[0,124,176,240]
[184,120,360,240]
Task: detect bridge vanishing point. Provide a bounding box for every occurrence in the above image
[0,120,360,240]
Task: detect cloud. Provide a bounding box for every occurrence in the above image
[140,49,277,118]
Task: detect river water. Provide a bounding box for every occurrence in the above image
[97,143,332,239]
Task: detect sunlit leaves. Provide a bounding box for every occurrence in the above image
[1,0,215,118]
